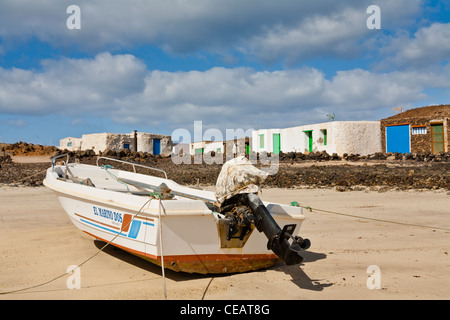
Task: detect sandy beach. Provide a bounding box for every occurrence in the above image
[0,185,449,300]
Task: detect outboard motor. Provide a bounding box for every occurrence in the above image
[215,156,310,266]
[220,192,309,265]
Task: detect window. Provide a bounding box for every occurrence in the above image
[123,143,130,149]
[321,129,327,145]
[67,142,73,147]
[412,126,427,135]
[259,134,265,148]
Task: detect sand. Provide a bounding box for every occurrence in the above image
[0,185,449,300]
[11,156,52,164]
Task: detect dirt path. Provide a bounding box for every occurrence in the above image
[11,156,51,163]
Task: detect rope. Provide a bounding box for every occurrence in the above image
[100,165,130,192]
[290,202,450,231]
[158,199,167,300]
[16,170,47,183]
[3,163,167,298]
[1,169,48,185]
[201,277,214,300]
[0,196,155,295]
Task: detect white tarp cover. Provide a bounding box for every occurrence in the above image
[215,156,269,206]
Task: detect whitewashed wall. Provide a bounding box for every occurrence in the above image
[252,121,381,156]
[59,132,172,155]
[59,137,82,151]
[332,121,381,155]
[189,141,224,155]
[137,132,172,155]
[82,133,113,153]
[251,129,281,153]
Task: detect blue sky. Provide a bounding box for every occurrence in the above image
[0,0,449,145]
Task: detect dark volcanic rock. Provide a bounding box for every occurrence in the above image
[1,151,449,191]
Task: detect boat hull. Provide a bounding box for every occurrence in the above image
[87,230,280,274]
[44,163,306,274]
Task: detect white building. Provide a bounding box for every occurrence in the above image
[59,131,172,156]
[189,141,224,155]
[59,137,82,151]
[252,121,381,156]
[189,138,250,156]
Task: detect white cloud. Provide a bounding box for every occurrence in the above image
[0,52,147,114]
[0,0,422,64]
[2,53,448,131]
[382,23,450,68]
[246,7,369,64]
[108,66,330,129]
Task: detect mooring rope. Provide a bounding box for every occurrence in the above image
[2,169,48,185]
[290,201,450,232]
[1,168,171,298]
[158,198,168,300]
[0,196,155,295]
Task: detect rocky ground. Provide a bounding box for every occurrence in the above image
[1,144,450,191]
[0,142,58,156]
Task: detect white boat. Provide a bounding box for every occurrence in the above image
[44,155,310,274]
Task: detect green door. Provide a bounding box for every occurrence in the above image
[195,148,204,155]
[273,133,281,154]
[431,124,444,153]
[304,130,313,152]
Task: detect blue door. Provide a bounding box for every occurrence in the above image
[153,139,161,155]
[386,125,410,153]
